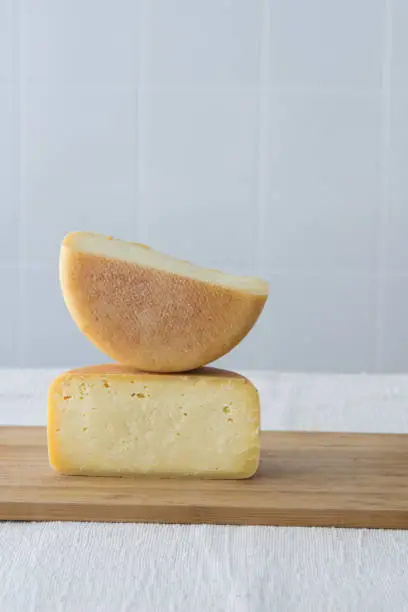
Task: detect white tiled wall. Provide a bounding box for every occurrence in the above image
[1,0,407,372]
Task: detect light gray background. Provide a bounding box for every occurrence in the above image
[0,0,407,372]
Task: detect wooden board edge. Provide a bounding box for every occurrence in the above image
[2,502,408,529]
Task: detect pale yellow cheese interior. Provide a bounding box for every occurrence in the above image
[48,366,260,479]
[63,231,268,295]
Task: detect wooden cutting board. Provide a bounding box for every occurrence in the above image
[1,426,408,529]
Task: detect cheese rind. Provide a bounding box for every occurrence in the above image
[48,365,260,479]
[60,232,268,372]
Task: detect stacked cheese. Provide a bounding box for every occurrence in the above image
[48,232,269,479]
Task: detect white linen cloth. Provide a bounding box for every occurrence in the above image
[1,369,408,612]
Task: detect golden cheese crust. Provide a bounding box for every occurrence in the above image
[60,236,268,372]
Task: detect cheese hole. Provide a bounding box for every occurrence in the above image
[63,395,72,400]
[227,418,233,423]
[136,392,145,399]
[223,405,230,414]
[82,427,88,432]
[55,428,60,432]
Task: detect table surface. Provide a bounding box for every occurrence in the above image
[1,368,408,612]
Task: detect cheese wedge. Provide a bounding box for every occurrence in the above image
[60,232,268,372]
[48,365,260,479]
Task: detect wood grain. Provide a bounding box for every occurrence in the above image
[1,427,408,528]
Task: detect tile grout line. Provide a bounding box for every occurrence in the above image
[255,0,271,272]
[375,0,393,371]
[132,84,384,96]
[134,0,148,241]
[14,0,24,366]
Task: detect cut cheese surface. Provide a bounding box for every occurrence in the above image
[48,365,260,479]
[60,231,268,372]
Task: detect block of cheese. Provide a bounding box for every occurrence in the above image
[60,231,268,372]
[48,365,260,479]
